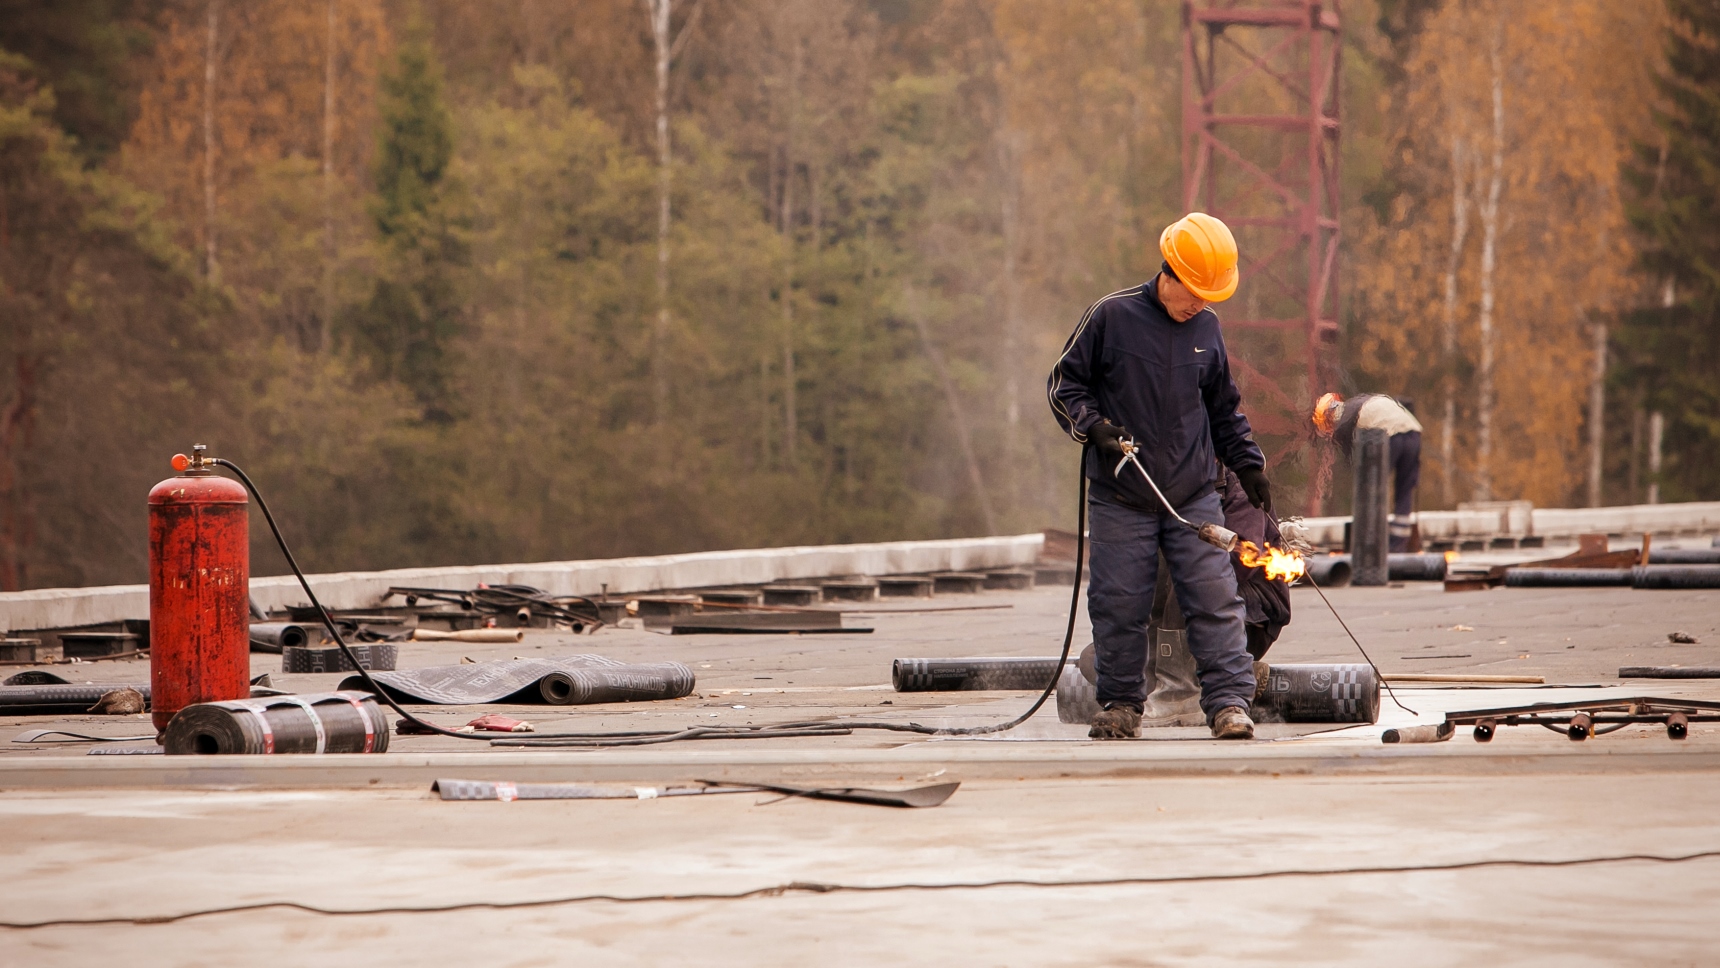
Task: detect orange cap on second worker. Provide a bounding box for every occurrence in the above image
[1159,212,1239,303]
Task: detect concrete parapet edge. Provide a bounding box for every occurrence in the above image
[0,533,1044,633]
[3,741,1716,789]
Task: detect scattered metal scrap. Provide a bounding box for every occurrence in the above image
[385,584,603,631]
[1444,697,1720,742]
[430,778,961,808]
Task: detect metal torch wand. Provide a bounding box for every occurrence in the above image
[1113,440,1240,552]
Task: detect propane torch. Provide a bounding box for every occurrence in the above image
[1113,438,1240,552]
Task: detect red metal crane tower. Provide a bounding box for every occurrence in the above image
[1181,0,1342,513]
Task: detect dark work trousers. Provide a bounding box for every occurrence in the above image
[1388,431,1422,552]
[1087,487,1256,720]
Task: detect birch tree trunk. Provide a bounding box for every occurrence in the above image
[1440,132,1470,506]
[321,0,337,350]
[203,0,220,281]
[647,0,672,424]
[1472,22,1505,503]
[1587,320,1605,507]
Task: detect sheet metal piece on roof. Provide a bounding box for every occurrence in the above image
[341,656,695,705]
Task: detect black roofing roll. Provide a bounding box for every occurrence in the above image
[162,691,389,755]
[1648,549,1720,565]
[248,622,316,654]
[0,683,151,716]
[536,663,697,704]
[1252,663,1379,724]
[1305,556,1352,587]
[1504,568,1633,587]
[1632,565,1720,589]
[892,657,1062,692]
[1619,666,1720,679]
[1388,553,1448,581]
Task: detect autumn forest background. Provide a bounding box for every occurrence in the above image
[3,0,1717,590]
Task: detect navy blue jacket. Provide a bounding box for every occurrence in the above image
[1047,276,1265,510]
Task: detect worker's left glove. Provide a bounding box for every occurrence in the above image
[1237,467,1273,513]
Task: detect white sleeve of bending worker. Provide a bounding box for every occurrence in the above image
[1356,396,1423,436]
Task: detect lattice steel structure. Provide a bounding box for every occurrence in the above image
[1182,0,1341,513]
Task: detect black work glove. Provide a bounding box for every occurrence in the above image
[1237,466,1273,513]
[1088,420,1130,457]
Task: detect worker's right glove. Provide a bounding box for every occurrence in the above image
[1088,420,1131,457]
[1237,466,1273,513]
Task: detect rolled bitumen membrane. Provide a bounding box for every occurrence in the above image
[340,656,695,705]
[892,657,1063,692]
[1632,565,1720,589]
[1647,548,1720,565]
[1619,667,1720,679]
[1504,568,1634,587]
[1305,556,1352,587]
[162,690,389,755]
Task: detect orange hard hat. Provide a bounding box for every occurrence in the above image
[1313,392,1343,436]
[1159,212,1239,303]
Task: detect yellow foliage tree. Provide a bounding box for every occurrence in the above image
[1356,0,1661,508]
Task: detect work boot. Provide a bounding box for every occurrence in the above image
[1142,628,1206,727]
[1210,705,1255,740]
[1089,703,1143,740]
[1253,660,1271,702]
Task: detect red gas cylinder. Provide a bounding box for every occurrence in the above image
[148,445,251,732]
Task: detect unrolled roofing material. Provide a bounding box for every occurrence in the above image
[340,656,695,705]
[162,691,389,755]
[281,643,398,673]
[0,683,151,716]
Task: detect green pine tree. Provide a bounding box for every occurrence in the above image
[1618,0,1720,501]
[348,16,466,421]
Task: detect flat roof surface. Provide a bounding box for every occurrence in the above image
[3,577,1718,964]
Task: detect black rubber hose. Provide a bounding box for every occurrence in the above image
[212,459,493,742]
[217,449,1091,747]
[494,447,1092,744]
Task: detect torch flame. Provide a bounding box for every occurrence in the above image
[1236,540,1306,583]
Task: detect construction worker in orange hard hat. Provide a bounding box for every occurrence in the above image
[1048,212,1268,742]
[1315,392,1424,550]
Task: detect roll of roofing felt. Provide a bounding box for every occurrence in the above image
[249,622,316,653]
[891,657,1063,691]
[0,684,151,716]
[1632,565,1720,589]
[1388,553,1448,581]
[280,644,398,673]
[162,691,388,755]
[1503,568,1633,587]
[1305,556,1352,587]
[1648,549,1720,565]
[536,663,698,705]
[1252,663,1380,724]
